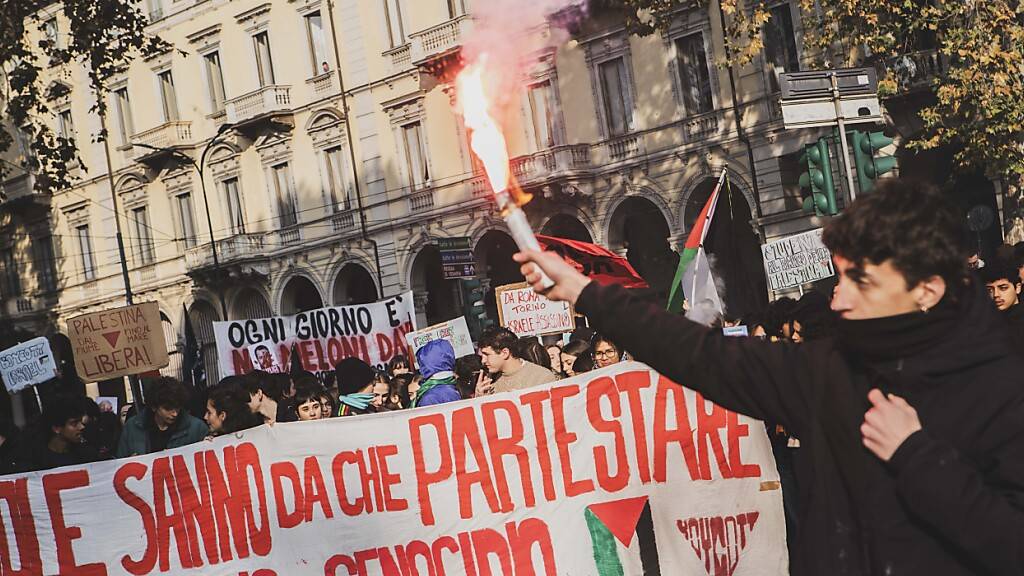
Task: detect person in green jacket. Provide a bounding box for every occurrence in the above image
[116,377,208,458]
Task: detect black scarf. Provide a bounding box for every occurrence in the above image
[835,299,958,365]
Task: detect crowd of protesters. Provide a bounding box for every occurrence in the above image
[0,324,628,474]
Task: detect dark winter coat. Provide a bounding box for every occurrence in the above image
[577,279,1024,576]
[116,409,208,458]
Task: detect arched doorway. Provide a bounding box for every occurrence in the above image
[188,300,221,384]
[540,213,593,242]
[280,275,324,315]
[608,196,679,296]
[333,263,379,305]
[231,287,273,320]
[684,177,767,317]
[474,230,524,321]
[410,245,460,327]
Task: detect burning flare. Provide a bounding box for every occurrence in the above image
[456,57,532,206]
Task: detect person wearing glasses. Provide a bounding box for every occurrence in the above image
[590,334,623,369]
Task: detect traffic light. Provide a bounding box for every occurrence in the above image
[800,138,837,216]
[850,130,897,193]
[461,278,492,339]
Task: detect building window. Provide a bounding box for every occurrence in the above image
[158,70,179,122]
[176,193,197,249]
[204,51,227,112]
[676,33,714,115]
[42,18,61,50]
[223,178,246,234]
[272,163,297,227]
[383,0,406,48]
[323,146,352,211]
[57,108,75,141]
[764,3,800,93]
[305,12,329,76]
[113,87,135,144]
[32,237,57,293]
[76,224,96,281]
[131,206,156,266]
[526,81,556,150]
[254,32,276,87]
[598,58,633,136]
[0,249,20,299]
[400,121,429,189]
[446,0,466,19]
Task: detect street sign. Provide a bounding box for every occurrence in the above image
[439,236,476,279]
[779,68,883,129]
[442,262,477,279]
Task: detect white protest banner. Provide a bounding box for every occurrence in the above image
[496,282,575,337]
[0,362,786,576]
[214,292,417,380]
[405,316,475,359]
[67,302,169,382]
[761,228,835,291]
[0,337,57,393]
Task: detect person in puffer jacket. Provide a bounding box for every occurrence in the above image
[412,340,462,407]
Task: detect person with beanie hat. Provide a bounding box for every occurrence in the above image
[412,340,462,408]
[334,357,377,416]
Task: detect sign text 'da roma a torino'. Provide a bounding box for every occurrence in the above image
[0,363,787,575]
[67,302,168,382]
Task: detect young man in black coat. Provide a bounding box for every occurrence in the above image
[514,179,1024,576]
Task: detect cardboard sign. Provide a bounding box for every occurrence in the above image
[496,282,575,337]
[67,302,168,383]
[405,316,475,359]
[0,337,57,393]
[761,228,835,291]
[0,362,787,575]
[214,292,417,380]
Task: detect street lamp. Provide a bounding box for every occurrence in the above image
[133,122,235,320]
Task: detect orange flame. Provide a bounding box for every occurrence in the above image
[457,57,512,194]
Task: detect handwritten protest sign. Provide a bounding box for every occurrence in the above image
[405,316,475,359]
[214,292,417,380]
[0,362,786,575]
[67,302,168,383]
[0,337,57,393]
[496,282,575,337]
[761,228,835,291]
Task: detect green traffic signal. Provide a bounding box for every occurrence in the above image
[851,130,896,193]
[800,138,836,216]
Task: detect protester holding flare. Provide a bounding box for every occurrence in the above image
[514,179,1024,576]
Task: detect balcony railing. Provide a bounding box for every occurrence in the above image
[306,72,337,99]
[1,173,39,205]
[130,121,193,159]
[509,144,593,185]
[684,110,724,143]
[184,233,265,271]
[409,16,472,65]
[607,134,642,161]
[332,211,356,232]
[409,188,435,213]
[275,227,303,247]
[226,85,292,125]
[877,49,947,93]
[384,44,412,73]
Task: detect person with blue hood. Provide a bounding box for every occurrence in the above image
[412,340,462,407]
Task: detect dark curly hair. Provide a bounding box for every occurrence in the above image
[980,261,1021,286]
[821,179,968,295]
[145,377,190,412]
[478,326,519,357]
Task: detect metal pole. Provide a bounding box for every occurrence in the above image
[831,72,858,202]
[98,108,143,405]
[198,123,234,320]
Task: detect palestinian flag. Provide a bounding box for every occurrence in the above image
[666,171,727,315]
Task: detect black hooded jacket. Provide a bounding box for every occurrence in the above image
[577,279,1024,576]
